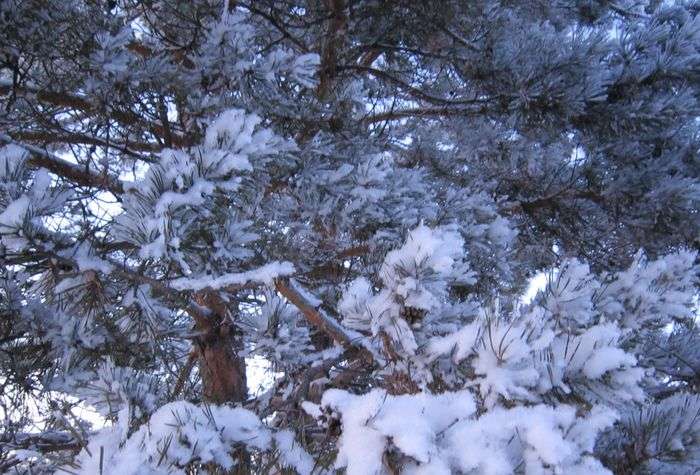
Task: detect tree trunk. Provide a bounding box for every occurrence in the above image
[193,291,247,404]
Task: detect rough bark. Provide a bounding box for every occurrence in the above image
[193,291,247,404]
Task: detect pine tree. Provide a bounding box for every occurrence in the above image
[0,1,698,473]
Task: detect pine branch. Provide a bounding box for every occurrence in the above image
[363,106,485,124]
[0,431,82,453]
[274,278,374,360]
[340,65,492,107]
[170,351,198,399]
[0,133,125,195]
[0,81,191,148]
[12,130,161,156]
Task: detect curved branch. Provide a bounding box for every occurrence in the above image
[0,81,191,148]
[274,278,374,361]
[340,65,491,107]
[0,133,124,196]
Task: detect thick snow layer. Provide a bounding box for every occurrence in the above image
[425,321,481,363]
[0,194,29,230]
[380,224,465,311]
[0,143,27,169]
[204,108,293,158]
[74,401,312,475]
[423,307,643,407]
[321,388,475,474]
[273,430,314,475]
[316,388,616,475]
[116,107,293,263]
[169,261,295,290]
[541,259,599,327]
[597,250,699,331]
[68,243,115,274]
[337,225,472,362]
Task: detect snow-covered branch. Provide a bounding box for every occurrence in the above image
[0,133,124,195]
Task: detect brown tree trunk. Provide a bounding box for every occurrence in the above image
[192,291,247,404]
[316,0,346,101]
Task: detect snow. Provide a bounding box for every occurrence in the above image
[31,168,51,194]
[597,249,699,331]
[522,272,547,304]
[473,344,541,406]
[74,400,314,475]
[169,261,295,290]
[69,243,115,274]
[204,108,294,158]
[244,287,315,366]
[616,393,700,472]
[0,143,27,171]
[425,321,481,363]
[116,107,294,264]
[334,225,472,361]
[444,404,615,475]
[291,278,323,307]
[316,388,616,475]
[273,430,314,475]
[259,49,320,88]
[338,277,374,331]
[380,224,465,312]
[380,224,464,302]
[291,53,321,88]
[75,401,273,475]
[583,346,636,379]
[153,179,217,215]
[347,155,391,209]
[422,303,643,407]
[320,388,476,475]
[320,163,354,183]
[368,289,418,355]
[541,259,599,327]
[7,3,700,474]
[300,400,322,419]
[0,194,29,230]
[487,216,518,248]
[52,275,87,294]
[563,323,638,380]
